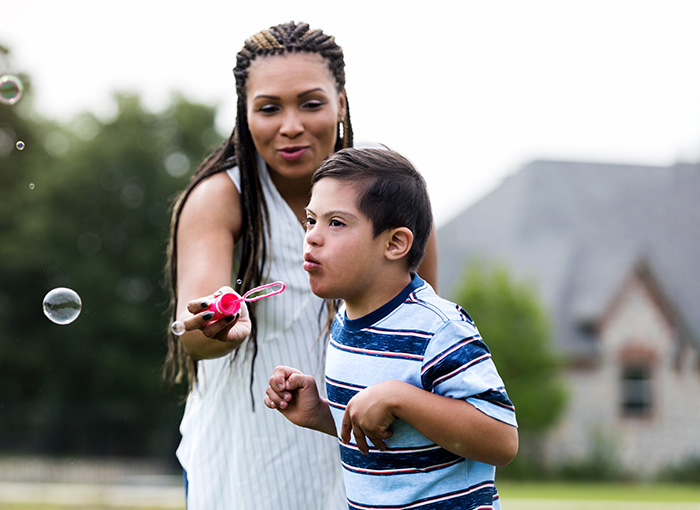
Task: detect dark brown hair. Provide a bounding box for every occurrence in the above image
[164,21,354,394]
[312,148,433,271]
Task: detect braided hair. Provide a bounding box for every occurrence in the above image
[164,21,353,397]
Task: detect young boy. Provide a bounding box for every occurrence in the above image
[264,148,518,510]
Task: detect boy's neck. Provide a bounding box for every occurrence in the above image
[344,271,413,320]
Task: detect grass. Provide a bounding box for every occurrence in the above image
[1,482,699,510]
[0,506,184,510]
[498,481,700,502]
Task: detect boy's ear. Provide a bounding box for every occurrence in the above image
[384,227,413,262]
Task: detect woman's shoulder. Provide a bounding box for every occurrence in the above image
[180,171,242,234]
[188,171,239,203]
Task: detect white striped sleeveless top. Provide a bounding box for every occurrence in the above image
[176,153,346,509]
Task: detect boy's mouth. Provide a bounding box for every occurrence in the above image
[303,253,320,272]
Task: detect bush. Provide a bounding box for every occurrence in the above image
[658,456,700,484]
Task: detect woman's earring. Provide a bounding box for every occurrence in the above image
[338,120,345,140]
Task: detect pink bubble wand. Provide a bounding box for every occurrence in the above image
[206,281,286,320]
[171,281,286,336]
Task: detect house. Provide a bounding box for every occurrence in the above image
[437,159,700,479]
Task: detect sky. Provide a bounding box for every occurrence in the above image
[3,0,700,227]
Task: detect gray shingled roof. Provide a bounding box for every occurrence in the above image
[437,159,700,358]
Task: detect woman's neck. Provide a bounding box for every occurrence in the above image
[268,170,313,223]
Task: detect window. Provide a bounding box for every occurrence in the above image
[621,363,653,417]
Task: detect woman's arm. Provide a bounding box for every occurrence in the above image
[341,380,518,467]
[175,172,245,360]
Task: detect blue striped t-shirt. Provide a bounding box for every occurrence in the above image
[325,274,517,510]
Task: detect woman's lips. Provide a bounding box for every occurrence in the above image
[278,146,308,162]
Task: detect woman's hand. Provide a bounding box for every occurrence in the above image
[179,286,251,346]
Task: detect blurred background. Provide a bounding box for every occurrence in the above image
[2,1,699,508]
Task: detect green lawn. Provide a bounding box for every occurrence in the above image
[1,482,699,510]
[499,481,700,502]
[0,505,183,510]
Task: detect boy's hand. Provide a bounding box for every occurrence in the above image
[264,366,328,431]
[341,380,400,454]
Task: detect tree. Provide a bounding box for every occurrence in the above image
[0,74,223,459]
[453,260,568,476]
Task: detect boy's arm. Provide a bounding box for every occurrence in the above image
[342,380,518,467]
[264,366,337,436]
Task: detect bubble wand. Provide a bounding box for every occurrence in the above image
[171,281,286,336]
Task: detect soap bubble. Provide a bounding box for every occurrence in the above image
[16,141,25,150]
[0,75,24,106]
[43,287,82,325]
[29,183,35,190]
[171,320,186,336]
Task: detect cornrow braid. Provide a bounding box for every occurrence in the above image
[164,21,354,402]
[249,30,285,51]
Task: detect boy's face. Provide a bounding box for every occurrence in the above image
[303,178,388,304]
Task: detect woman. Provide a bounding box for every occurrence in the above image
[164,21,438,509]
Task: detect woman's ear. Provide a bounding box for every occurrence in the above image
[385,227,413,262]
[337,89,347,122]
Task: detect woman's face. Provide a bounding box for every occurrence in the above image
[246,53,346,182]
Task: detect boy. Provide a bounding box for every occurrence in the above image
[264,148,518,510]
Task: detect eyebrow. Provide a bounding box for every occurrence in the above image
[297,87,326,98]
[305,207,359,221]
[253,87,329,101]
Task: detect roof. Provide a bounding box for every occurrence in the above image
[437,159,700,357]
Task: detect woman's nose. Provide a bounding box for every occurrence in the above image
[279,111,303,138]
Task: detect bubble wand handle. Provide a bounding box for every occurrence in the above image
[207,281,286,320]
[207,292,243,320]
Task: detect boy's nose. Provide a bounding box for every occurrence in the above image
[305,228,322,247]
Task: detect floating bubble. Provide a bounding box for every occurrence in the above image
[236,279,243,286]
[171,320,186,336]
[29,183,35,190]
[43,287,82,325]
[16,140,25,150]
[0,75,24,106]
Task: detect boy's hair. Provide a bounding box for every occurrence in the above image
[312,148,433,270]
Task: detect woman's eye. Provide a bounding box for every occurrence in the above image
[259,104,279,114]
[302,99,324,110]
[304,217,316,229]
[330,219,344,228]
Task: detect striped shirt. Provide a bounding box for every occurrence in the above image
[176,154,346,509]
[326,274,517,510]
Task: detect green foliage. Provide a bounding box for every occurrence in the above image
[452,259,568,475]
[657,456,700,484]
[0,83,223,459]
